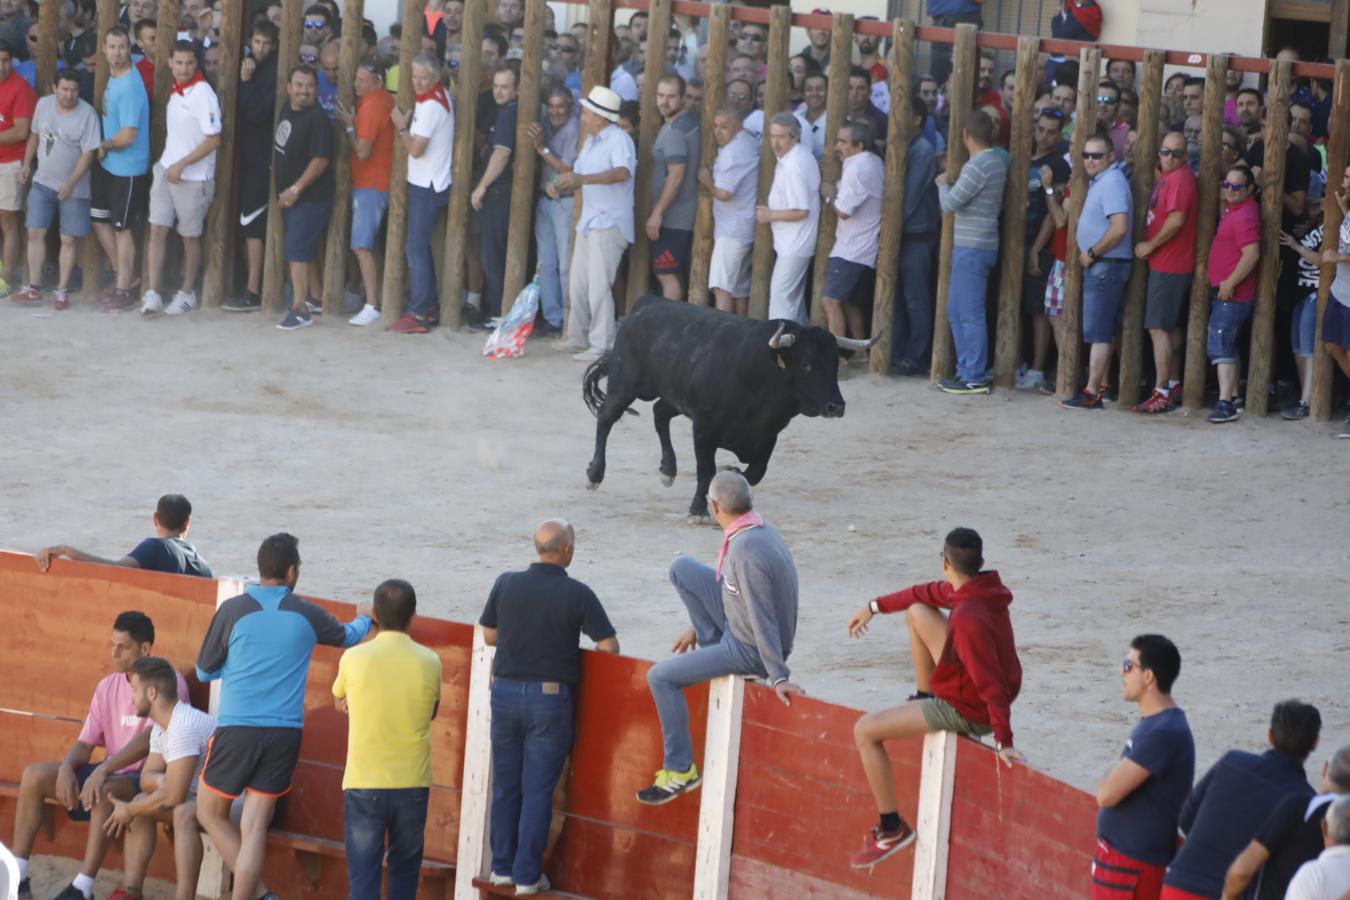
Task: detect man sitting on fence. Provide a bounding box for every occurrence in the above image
[10,612,187,900]
[639,471,803,806]
[36,493,212,578]
[846,527,1023,869]
[699,104,759,317]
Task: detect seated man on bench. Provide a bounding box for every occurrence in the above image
[10,611,186,900]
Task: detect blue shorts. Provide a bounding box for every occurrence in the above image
[1207,296,1254,363]
[1081,260,1131,344]
[282,198,332,263]
[349,188,388,251]
[65,763,140,822]
[823,257,875,305]
[25,182,92,237]
[1324,293,1350,350]
[1292,292,1318,358]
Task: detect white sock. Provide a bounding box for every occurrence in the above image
[16,857,27,881]
[1168,379,1181,389]
[466,291,482,310]
[72,873,95,898]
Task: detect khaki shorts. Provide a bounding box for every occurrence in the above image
[148,163,214,237]
[0,160,24,212]
[709,236,752,298]
[919,696,994,738]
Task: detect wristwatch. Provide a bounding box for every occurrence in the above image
[1044,185,1055,195]
[868,599,881,615]
[541,147,552,156]
[1088,248,1099,261]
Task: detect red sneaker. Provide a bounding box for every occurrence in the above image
[100,291,139,312]
[1166,383,1183,410]
[849,820,916,868]
[386,313,430,334]
[107,889,141,900]
[53,290,70,310]
[1132,389,1171,414]
[10,285,43,305]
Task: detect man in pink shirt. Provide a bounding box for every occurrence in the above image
[1205,164,1262,424]
[9,611,187,900]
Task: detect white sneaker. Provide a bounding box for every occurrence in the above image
[487,872,514,887]
[139,289,163,315]
[165,290,197,315]
[573,348,604,362]
[349,304,381,326]
[1015,369,1046,391]
[515,875,551,896]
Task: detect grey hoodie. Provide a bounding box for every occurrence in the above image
[720,522,798,684]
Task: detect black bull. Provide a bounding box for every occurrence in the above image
[582,296,879,520]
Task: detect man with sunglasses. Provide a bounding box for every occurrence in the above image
[1091,635,1194,900]
[1096,81,1129,161]
[1204,164,1261,423]
[300,4,332,47]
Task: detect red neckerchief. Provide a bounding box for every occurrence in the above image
[171,70,206,96]
[715,511,765,581]
[416,83,450,112]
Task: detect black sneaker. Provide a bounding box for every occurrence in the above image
[889,359,923,376]
[906,690,934,702]
[276,307,313,331]
[16,877,31,900]
[52,886,86,900]
[534,321,562,338]
[1207,399,1240,423]
[636,765,701,805]
[1060,389,1103,410]
[1281,402,1311,420]
[223,291,261,312]
[305,298,323,315]
[937,376,990,395]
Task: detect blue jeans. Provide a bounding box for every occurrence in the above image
[535,195,573,328]
[891,237,935,367]
[489,679,574,885]
[948,246,998,382]
[405,184,448,319]
[344,787,429,900]
[1081,260,1131,344]
[647,556,766,772]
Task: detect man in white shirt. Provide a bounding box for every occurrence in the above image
[141,41,221,316]
[610,63,637,102]
[757,113,819,324]
[1286,795,1350,900]
[698,105,758,316]
[821,120,885,354]
[794,72,828,161]
[388,53,454,334]
[552,86,635,361]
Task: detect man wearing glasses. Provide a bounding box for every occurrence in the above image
[548,33,582,96]
[1091,635,1194,900]
[1096,80,1129,161]
[301,4,333,47]
[1203,164,1261,423]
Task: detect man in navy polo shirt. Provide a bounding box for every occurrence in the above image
[35,493,211,578]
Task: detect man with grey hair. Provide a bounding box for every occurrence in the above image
[527,86,580,336]
[699,104,759,316]
[757,111,819,324]
[479,519,619,894]
[1284,794,1350,900]
[821,120,885,357]
[638,471,802,806]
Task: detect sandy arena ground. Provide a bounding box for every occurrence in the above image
[2,301,1346,801]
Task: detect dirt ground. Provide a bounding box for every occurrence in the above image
[2,301,1346,799]
[24,854,175,898]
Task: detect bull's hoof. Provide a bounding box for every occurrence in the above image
[718,465,744,474]
[585,479,599,491]
[660,472,675,487]
[687,514,712,526]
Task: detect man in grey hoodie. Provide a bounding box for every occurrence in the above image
[637,471,803,806]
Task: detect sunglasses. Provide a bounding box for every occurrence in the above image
[1159,148,1187,159]
[1219,180,1248,190]
[1040,108,1065,119]
[1097,95,1118,104]
[1081,150,1107,160]
[549,43,576,52]
[299,52,317,63]
[1122,659,1142,674]
[740,33,765,42]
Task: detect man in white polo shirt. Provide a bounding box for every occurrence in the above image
[757,112,819,324]
[698,104,758,317]
[141,41,221,316]
[552,85,635,362]
[821,120,885,355]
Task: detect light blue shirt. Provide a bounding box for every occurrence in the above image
[575,123,636,243]
[100,66,150,177]
[1076,162,1133,260]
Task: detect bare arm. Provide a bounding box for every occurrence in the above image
[651,161,685,217]
[596,636,620,654]
[100,126,138,153]
[475,147,512,192]
[1030,211,1055,256]
[481,626,498,646]
[172,134,221,171]
[1220,243,1261,296]
[402,133,430,159]
[697,165,731,201]
[1137,210,1185,257]
[282,156,329,198]
[1221,840,1271,900]
[0,117,31,145]
[1090,212,1131,257]
[1095,757,1151,808]
[36,545,139,572]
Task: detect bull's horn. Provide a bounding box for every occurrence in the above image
[835,333,881,351]
[768,323,796,349]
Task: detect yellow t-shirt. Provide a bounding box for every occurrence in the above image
[332,631,442,790]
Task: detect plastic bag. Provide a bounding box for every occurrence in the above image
[483,275,540,359]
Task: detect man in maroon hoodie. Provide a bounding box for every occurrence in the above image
[845,527,1023,868]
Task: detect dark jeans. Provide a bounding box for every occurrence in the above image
[480,182,513,318]
[928,11,983,87]
[344,787,429,900]
[406,184,448,319]
[490,678,574,886]
[891,237,936,368]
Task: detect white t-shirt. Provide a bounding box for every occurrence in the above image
[768,142,820,258]
[794,108,827,161]
[160,80,222,180]
[407,94,455,193]
[1285,845,1350,900]
[742,109,764,143]
[712,129,760,244]
[148,703,216,796]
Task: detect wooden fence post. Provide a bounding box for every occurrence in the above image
[439,0,486,328]
[747,5,791,321]
[1182,54,1228,409]
[149,0,180,161]
[80,0,122,300]
[686,3,730,307]
[807,13,854,328]
[451,626,496,900]
[379,0,421,325]
[624,0,672,310]
[909,731,958,900]
[991,36,1038,388]
[1311,59,1350,421]
[1245,58,1291,417]
[868,19,915,375]
[319,0,364,315]
[930,23,977,380]
[200,0,244,308]
[500,0,547,312]
[34,0,59,96]
[691,675,745,900]
[260,0,304,316]
[1116,49,1164,408]
[1054,46,1101,398]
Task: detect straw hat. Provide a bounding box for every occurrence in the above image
[580,85,623,123]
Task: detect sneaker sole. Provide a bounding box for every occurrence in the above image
[636,778,702,806]
[276,321,314,331]
[222,306,261,312]
[849,830,917,869]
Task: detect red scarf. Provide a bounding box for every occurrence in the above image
[715,511,764,581]
[171,70,206,96]
[416,83,451,112]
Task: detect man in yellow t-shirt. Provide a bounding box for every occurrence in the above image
[333,579,442,900]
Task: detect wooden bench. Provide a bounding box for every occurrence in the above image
[268,829,454,891]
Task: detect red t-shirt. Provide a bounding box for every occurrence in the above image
[136,58,155,99]
[0,71,37,164]
[1208,196,1260,301]
[1145,164,1198,275]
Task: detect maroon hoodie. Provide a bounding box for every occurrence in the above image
[874,571,1022,746]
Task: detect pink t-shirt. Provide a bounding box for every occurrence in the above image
[78,671,191,773]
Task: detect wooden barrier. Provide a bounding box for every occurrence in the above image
[440,0,487,328]
[1312,59,1350,421]
[34,0,59,97]
[148,0,180,162]
[1182,54,1229,409]
[1054,46,1101,399]
[624,0,672,310]
[930,23,977,381]
[747,5,790,321]
[1245,58,1292,418]
[686,3,730,307]
[502,0,548,314]
[868,20,915,375]
[319,0,365,317]
[200,0,244,308]
[380,0,421,325]
[807,13,854,329]
[1116,49,1165,408]
[260,0,304,317]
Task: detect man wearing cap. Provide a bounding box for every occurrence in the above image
[757,112,819,325]
[552,85,635,362]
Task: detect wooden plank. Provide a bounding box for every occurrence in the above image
[910,731,957,900]
[149,0,181,162]
[260,0,304,316]
[747,5,792,321]
[500,0,547,314]
[693,675,744,900]
[440,0,486,327]
[686,3,730,307]
[200,0,244,307]
[451,627,495,900]
[80,0,123,300]
[1182,54,1229,409]
[1116,49,1165,408]
[1054,46,1102,398]
[991,36,1039,388]
[930,23,977,380]
[869,20,915,375]
[1333,0,1350,59]
[380,0,421,324]
[807,13,855,328]
[624,0,673,310]
[33,0,59,96]
[1312,59,1350,421]
[319,0,365,316]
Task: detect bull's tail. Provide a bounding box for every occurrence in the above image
[582,353,639,419]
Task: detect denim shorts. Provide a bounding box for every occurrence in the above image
[1082,260,1132,343]
[25,182,92,237]
[1207,296,1254,363]
[1324,294,1350,349]
[282,198,333,263]
[350,187,388,251]
[1292,292,1318,358]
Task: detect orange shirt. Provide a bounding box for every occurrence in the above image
[351,88,396,192]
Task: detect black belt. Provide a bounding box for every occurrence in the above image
[1095,257,1132,264]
